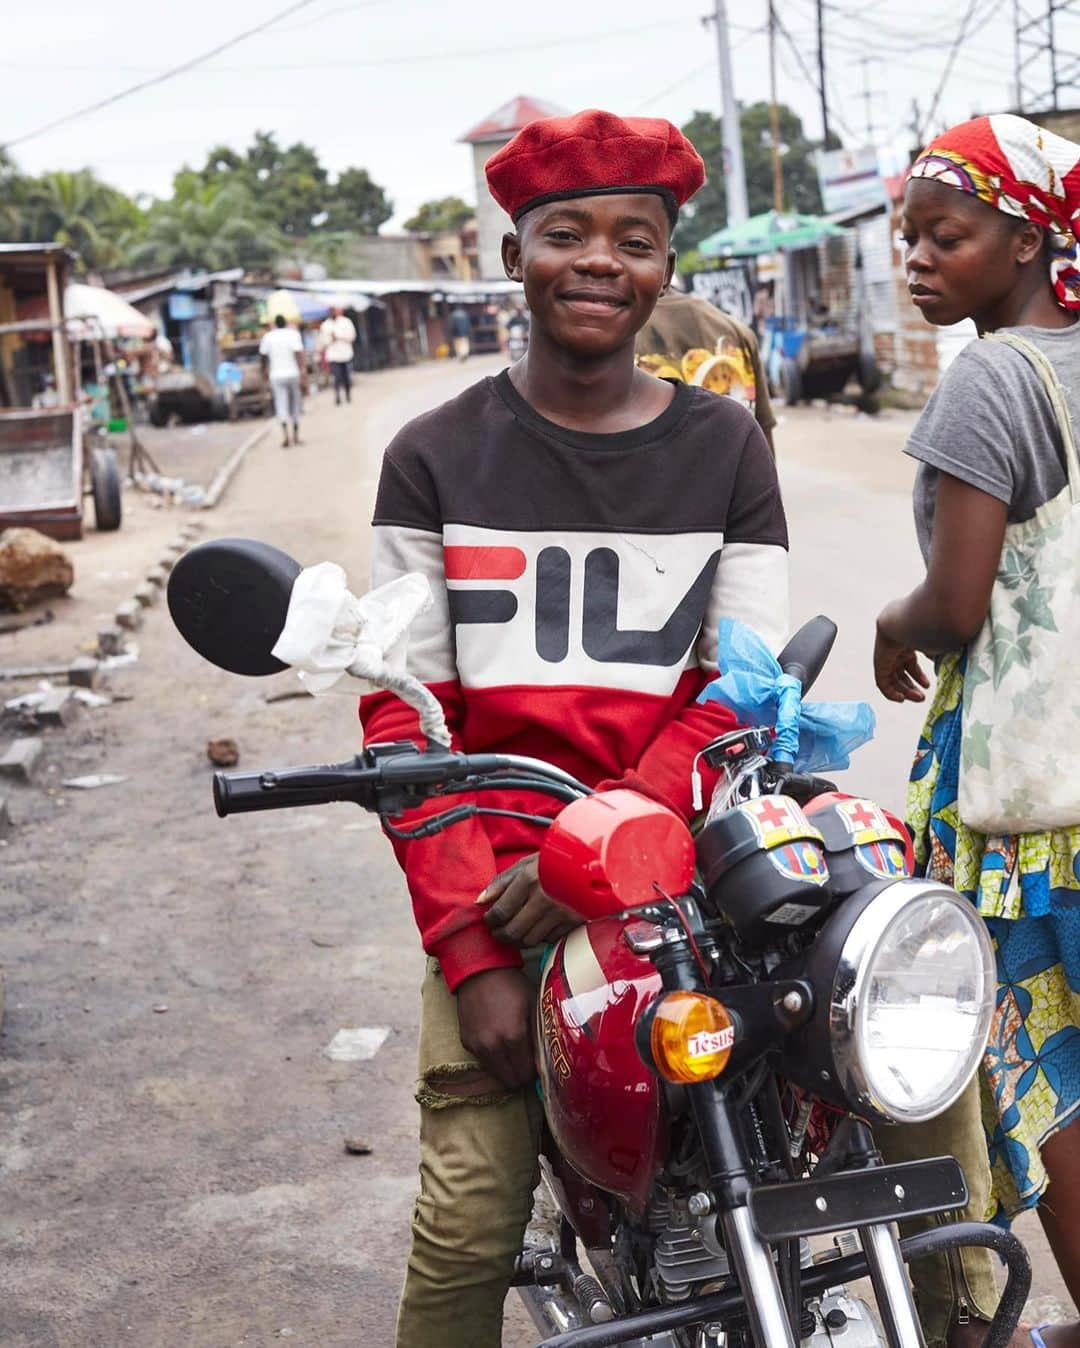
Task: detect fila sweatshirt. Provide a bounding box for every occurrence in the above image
[359,371,789,991]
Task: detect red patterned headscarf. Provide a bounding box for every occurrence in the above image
[908,113,1080,310]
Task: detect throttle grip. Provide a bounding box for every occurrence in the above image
[213,766,376,817]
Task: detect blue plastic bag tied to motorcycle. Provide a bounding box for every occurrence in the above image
[698,618,875,772]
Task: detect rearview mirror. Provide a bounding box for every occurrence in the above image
[776,615,838,695]
[167,538,301,676]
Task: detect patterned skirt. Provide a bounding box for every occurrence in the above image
[907,651,1080,1220]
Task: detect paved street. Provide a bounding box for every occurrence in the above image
[1,363,1075,1345]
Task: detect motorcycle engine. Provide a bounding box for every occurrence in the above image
[648,1188,730,1302]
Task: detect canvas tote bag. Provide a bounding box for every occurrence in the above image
[959,330,1080,834]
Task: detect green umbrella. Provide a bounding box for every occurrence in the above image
[697,210,847,259]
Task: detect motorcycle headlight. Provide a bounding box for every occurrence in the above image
[783,879,995,1124]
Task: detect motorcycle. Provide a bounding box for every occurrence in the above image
[167,539,1031,1348]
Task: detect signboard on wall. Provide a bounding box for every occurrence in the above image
[686,266,754,326]
[816,146,888,218]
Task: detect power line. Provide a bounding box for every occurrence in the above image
[920,0,1008,137]
[773,10,860,141]
[0,0,337,151]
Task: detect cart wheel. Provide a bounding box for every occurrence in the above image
[210,393,229,422]
[225,398,239,422]
[780,358,803,406]
[858,352,883,395]
[148,399,168,428]
[91,448,122,532]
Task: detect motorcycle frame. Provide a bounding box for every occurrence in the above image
[531,912,1030,1348]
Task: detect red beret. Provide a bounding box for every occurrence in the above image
[484,109,706,223]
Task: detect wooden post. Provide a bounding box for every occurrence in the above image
[45,260,71,405]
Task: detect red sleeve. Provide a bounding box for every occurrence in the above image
[596,690,739,821]
[360,682,522,997]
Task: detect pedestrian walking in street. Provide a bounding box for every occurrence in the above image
[876,113,1080,1348]
[635,287,777,451]
[320,305,357,405]
[448,304,471,361]
[360,109,788,1348]
[259,314,306,448]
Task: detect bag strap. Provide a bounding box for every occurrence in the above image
[984,330,1080,504]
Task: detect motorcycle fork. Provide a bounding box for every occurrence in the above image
[687,1079,798,1348]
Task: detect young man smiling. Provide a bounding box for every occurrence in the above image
[359,110,789,1347]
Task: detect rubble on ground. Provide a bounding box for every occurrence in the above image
[0,528,74,612]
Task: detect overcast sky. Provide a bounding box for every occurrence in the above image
[4,0,1075,230]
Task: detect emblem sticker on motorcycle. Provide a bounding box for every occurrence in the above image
[740,797,824,850]
[767,841,829,889]
[834,799,908,879]
[688,1025,735,1058]
[541,985,572,1082]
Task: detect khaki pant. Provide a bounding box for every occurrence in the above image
[397,962,997,1348]
[878,1076,1000,1348]
[396,959,542,1348]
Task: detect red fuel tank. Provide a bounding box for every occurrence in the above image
[537,917,667,1214]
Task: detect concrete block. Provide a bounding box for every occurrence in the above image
[0,795,12,837]
[68,657,100,689]
[115,601,142,632]
[0,737,43,782]
[97,625,124,657]
[36,687,77,727]
[134,583,157,608]
[145,566,168,588]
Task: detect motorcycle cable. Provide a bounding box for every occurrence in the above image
[654,887,712,982]
[380,804,558,841]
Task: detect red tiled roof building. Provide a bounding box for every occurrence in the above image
[460,96,566,277]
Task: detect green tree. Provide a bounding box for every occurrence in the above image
[181,132,390,237]
[126,181,281,272]
[17,168,145,270]
[403,196,474,234]
[323,167,393,234]
[674,104,826,255]
[0,150,31,237]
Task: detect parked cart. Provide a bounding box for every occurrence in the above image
[0,243,122,540]
[698,211,881,409]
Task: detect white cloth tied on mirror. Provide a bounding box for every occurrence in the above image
[271,563,451,746]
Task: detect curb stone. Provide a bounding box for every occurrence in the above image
[201,419,272,511]
[0,738,43,782]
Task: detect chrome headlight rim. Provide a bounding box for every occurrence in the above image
[829,879,995,1124]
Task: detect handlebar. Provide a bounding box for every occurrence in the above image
[212,743,591,820]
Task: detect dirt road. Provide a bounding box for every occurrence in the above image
[1,365,1073,1345]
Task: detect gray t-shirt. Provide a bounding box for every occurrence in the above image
[908,323,1080,560]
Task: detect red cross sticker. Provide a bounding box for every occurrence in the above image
[750,798,792,831]
[846,801,880,832]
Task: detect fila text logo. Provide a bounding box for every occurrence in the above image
[444,543,722,668]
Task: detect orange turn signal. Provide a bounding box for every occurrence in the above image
[649,991,736,1085]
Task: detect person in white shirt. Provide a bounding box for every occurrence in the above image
[319,306,357,406]
[259,315,306,447]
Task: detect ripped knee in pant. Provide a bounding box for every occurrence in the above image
[417,1063,515,1109]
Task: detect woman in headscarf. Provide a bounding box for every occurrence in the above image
[876,114,1080,1348]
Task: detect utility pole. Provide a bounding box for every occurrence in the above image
[768,0,785,211]
[858,57,885,145]
[1014,0,1080,113]
[816,0,830,146]
[706,0,750,225]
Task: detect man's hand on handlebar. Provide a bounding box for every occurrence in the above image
[479,854,585,948]
[456,968,536,1090]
